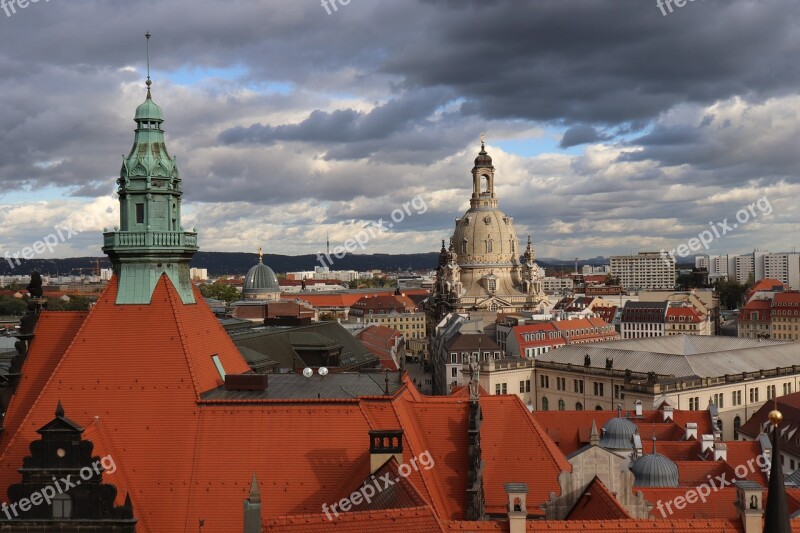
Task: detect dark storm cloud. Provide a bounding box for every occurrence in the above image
[0,0,798,257]
[559,125,609,148]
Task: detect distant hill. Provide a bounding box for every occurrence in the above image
[5,252,687,278]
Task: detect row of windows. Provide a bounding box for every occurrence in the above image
[449,351,502,364]
[540,398,585,411]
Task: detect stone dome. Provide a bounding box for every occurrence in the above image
[630,450,679,487]
[474,144,493,168]
[451,207,519,266]
[242,257,280,299]
[599,417,638,450]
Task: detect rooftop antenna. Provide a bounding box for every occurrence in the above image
[145,32,152,98]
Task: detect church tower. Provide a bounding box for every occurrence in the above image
[102,34,198,305]
[427,137,546,325]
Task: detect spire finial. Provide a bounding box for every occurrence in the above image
[55,400,64,418]
[480,132,485,149]
[258,246,263,263]
[145,32,152,98]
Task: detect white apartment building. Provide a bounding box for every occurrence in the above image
[756,252,800,289]
[610,252,675,291]
[695,256,709,270]
[541,277,573,294]
[710,252,800,288]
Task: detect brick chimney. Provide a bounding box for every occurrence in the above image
[369,429,403,474]
[504,483,528,533]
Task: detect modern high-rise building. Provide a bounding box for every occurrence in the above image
[711,252,799,288]
[609,252,675,291]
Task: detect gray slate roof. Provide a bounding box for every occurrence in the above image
[537,335,800,379]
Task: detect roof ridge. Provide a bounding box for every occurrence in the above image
[162,275,204,398]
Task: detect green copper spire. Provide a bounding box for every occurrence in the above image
[102,33,198,305]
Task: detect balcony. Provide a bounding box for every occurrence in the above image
[103,230,198,249]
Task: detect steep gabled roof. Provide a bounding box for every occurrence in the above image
[565,476,631,520]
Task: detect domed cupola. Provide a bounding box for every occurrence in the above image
[599,410,638,450]
[242,247,280,300]
[630,436,679,487]
[473,139,493,169]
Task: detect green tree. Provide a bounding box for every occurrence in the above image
[0,296,26,316]
[714,278,746,310]
[198,283,241,304]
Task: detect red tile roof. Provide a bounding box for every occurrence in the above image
[357,325,402,370]
[666,307,703,323]
[1,311,88,440]
[566,476,631,520]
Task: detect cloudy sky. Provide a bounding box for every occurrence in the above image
[1,0,800,264]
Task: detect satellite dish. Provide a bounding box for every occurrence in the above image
[319,367,329,377]
[302,367,313,379]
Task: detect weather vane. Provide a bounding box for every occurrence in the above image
[145,32,152,93]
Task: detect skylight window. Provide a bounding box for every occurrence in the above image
[211,354,226,380]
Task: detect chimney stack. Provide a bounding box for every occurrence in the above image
[662,404,674,422]
[685,422,697,440]
[713,442,727,462]
[369,429,403,474]
[504,483,528,533]
[734,480,763,533]
[701,433,715,454]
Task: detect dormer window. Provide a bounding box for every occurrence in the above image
[487,278,496,292]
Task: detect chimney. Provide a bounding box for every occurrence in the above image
[634,399,643,417]
[714,442,728,462]
[504,483,528,533]
[662,404,674,422]
[734,480,763,533]
[701,434,715,454]
[243,474,262,533]
[369,429,403,474]
[685,422,697,441]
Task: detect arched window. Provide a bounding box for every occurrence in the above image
[734,416,741,440]
[481,175,490,194]
[487,278,497,292]
[717,419,723,436]
[541,397,549,411]
[489,302,499,312]
[52,493,72,518]
[558,399,565,411]
[576,402,583,411]
[460,239,468,255]
[595,405,603,410]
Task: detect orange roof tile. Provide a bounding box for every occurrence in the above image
[566,476,632,520]
[0,311,88,442]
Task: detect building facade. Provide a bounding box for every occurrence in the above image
[610,252,675,291]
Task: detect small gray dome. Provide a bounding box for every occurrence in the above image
[243,258,279,297]
[599,417,638,449]
[630,452,679,487]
